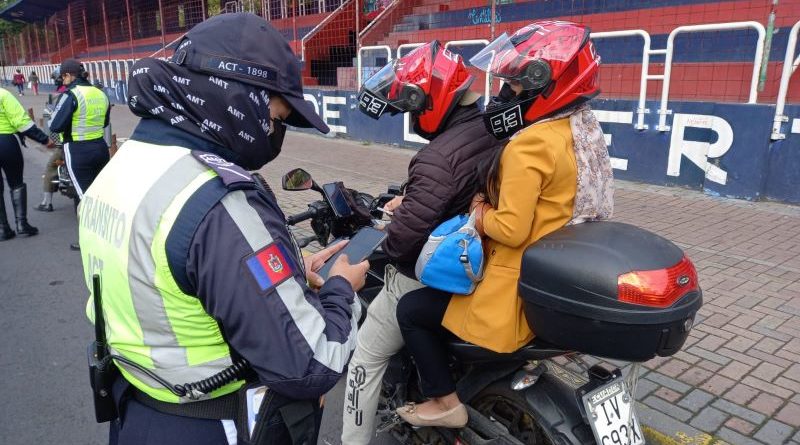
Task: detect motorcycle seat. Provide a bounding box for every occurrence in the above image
[448,338,569,363]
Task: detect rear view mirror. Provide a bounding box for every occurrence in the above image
[282,168,314,191]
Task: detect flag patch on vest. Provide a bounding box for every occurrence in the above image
[246,243,295,291]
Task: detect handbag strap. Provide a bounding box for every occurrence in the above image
[458,238,484,283]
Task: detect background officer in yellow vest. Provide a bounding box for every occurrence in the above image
[0,87,51,240]
[48,58,111,250]
[80,13,368,445]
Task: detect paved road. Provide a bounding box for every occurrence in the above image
[2,93,800,445]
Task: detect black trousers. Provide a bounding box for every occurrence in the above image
[63,139,109,199]
[0,134,24,192]
[396,287,457,398]
[110,377,321,445]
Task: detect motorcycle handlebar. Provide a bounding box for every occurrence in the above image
[286,208,316,225]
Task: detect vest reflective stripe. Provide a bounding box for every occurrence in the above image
[71,85,107,141]
[81,141,241,403]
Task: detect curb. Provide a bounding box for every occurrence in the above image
[639,402,721,445]
[643,425,717,445]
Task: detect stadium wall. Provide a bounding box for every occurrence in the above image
[26,79,794,205]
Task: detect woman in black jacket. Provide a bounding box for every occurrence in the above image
[341,41,503,444]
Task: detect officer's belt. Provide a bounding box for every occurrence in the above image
[131,386,239,420]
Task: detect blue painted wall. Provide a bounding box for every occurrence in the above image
[298,88,799,204]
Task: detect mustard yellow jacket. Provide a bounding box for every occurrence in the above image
[442,117,577,353]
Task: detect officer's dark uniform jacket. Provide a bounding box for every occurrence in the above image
[83,119,359,402]
[48,77,111,143]
[48,77,111,198]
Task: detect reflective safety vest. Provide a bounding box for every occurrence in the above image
[0,87,35,135]
[80,141,242,403]
[70,85,108,141]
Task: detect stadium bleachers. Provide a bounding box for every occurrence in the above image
[352,0,800,102]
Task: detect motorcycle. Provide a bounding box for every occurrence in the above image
[281,168,703,445]
[42,102,78,202]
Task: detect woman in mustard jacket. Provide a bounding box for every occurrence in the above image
[394,21,615,428]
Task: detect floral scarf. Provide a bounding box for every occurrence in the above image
[539,105,614,224]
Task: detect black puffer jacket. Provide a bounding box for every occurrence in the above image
[384,104,503,277]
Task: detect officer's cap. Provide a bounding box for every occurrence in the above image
[60,58,83,76]
[172,13,329,134]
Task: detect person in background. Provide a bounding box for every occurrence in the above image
[29,71,39,96]
[12,70,25,96]
[36,67,68,212]
[0,87,52,240]
[47,59,111,250]
[394,20,614,428]
[342,41,503,443]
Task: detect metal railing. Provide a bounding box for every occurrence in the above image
[357,45,392,86]
[590,30,654,131]
[656,21,766,131]
[771,20,800,140]
[300,0,353,62]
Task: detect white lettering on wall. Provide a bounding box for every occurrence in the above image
[668,113,732,185]
[592,109,632,171]
[403,113,428,145]
[322,96,347,134]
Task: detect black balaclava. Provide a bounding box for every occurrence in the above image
[127,58,282,170]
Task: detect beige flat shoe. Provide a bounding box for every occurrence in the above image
[396,402,469,428]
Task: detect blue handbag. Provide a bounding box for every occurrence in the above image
[415,211,484,295]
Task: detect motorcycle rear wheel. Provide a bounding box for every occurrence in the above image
[472,382,552,445]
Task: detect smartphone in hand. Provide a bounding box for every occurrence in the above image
[317,227,386,279]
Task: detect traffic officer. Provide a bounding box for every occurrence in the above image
[0,87,51,240]
[48,58,111,250]
[79,13,368,445]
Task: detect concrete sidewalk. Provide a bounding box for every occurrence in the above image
[18,92,800,445]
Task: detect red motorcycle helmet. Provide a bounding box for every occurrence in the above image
[358,41,474,139]
[470,21,600,138]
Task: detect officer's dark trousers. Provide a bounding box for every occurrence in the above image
[110,378,320,445]
[63,139,109,199]
[0,134,24,191]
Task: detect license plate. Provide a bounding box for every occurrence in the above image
[581,379,644,445]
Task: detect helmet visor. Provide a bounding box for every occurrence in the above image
[359,62,425,119]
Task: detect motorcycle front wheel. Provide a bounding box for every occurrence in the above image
[472,382,552,445]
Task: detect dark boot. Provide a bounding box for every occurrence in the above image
[11,184,38,237]
[0,191,15,241]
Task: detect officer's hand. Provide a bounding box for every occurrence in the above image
[46,140,56,149]
[304,240,349,288]
[329,254,369,291]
